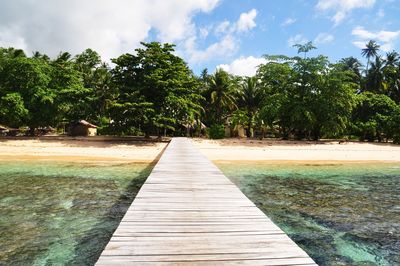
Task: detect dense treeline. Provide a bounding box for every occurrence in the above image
[0,41,399,142]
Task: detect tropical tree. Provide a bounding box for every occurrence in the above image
[111,42,203,137]
[258,59,294,138]
[339,57,363,88]
[361,40,380,81]
[293,41,316,59]
[0,92,28,127]
[258,47,357,140]
[0,56,55,133]
[385,51,399,67]
[50,51,88,124]
[238,76,265,137]
[207,68,237,124]
[352,92,399,142]
[366,56,387,94]
[383,51,400,103]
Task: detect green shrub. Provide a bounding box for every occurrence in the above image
[208,124,225,139]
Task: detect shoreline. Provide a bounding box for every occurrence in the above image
[214,160,400,165]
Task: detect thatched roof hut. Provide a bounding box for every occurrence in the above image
[68,120,97,136]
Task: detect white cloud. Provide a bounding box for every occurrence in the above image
[183,9,258,64]
[314,33,334,44]
[282,18,297,26]
[236,9,257,32]
[215,21,231,34]
[352,41,366,49]
[288,34,308,47]
[352,26,400,43]
[316,0,375,25]
[185,35,238,63]
[0,0,220,60]
[217,56,266,77]
[351,26,400,52]
[199,27,210,39]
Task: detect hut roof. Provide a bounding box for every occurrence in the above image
[72,120,98,128]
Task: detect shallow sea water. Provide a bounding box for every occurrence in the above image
[0,160,153,265]
[217,162,400,266]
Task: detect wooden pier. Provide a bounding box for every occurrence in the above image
[96,138,316,265]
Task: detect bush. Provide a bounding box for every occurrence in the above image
[208,124,225,139]
[393,135,400,145]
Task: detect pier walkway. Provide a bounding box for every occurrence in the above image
[96,138,316,265]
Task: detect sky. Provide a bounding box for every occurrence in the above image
[0,0,399,76]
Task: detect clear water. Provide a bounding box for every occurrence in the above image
[217,162,400,266]
[0,160,153,265]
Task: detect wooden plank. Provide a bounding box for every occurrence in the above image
[96,138,316,265]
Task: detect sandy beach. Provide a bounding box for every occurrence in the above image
[0,138,167,162]
[1,138,400,163]
[193,138,400,162]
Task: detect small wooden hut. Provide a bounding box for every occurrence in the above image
[68,120,97,136]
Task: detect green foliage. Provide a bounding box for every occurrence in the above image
[352,92,398,141]
[237,77,265,137]
[0,56,56,132]
[203,68,238,125]
[208,124,225,139]
[257,52,356,140]
[111,42,203,136]
[0,93,28,127]
[293,41,316,58]
[0,41,399,142]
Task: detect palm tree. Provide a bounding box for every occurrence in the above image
[208,68,237,124]
[385,51,399,67]
[339,57,363,88]
[367,56,386,93]
[239,77,265,137]
[340,57,362,75]
[293,41,316,59]
[361,40,380,75]
[384,51,400,103]
[92,63,113,118]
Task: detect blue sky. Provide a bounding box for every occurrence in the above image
[0,0,399,76]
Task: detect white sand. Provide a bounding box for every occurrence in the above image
[1,138,399,163]
[193,138,400,162]
[0,139,167,162]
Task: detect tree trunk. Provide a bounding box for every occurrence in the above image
[312,126,321,141]
[282,127,289,140]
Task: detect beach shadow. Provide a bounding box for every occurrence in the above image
[192,138,400,148]
[192,137,329,147]
[0,136,170,149]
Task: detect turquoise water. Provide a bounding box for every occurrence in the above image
[0,160,153,265]
[218,162,400,266]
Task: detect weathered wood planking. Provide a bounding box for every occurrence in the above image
[96,138,317,265]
